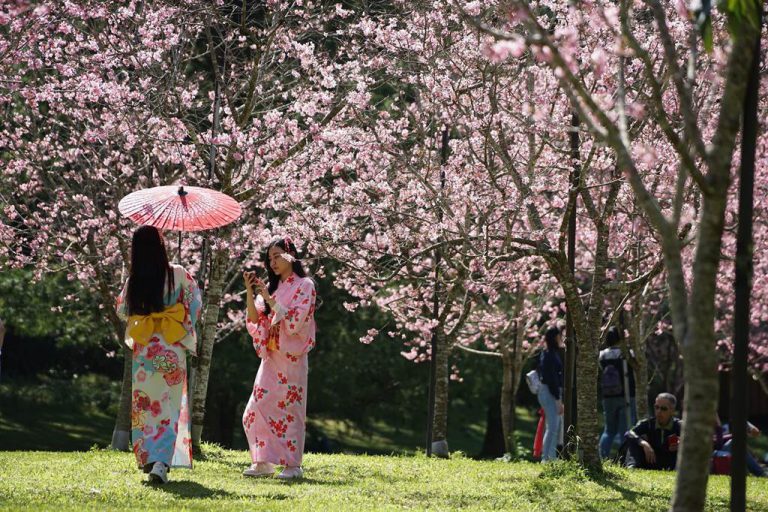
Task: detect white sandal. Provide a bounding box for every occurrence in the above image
[276,466,304,480]
[243,462,275,477]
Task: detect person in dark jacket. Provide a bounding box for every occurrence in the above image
[536,325,564,462]
[625,393,682,470]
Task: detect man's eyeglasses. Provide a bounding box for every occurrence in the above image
[654,405,670,411]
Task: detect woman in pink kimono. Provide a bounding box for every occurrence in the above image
[242,236,316,480]
[116,226,201,484]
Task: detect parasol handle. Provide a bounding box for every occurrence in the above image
[177,186,186,263]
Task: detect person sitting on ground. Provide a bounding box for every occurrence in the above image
[625,392,682,470]
[714,414,766,477]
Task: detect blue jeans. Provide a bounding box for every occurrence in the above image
[600,396,637,459]
[723,440,766,477]
[537,385,561,462]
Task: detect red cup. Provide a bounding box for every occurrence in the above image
[667,434,680,449]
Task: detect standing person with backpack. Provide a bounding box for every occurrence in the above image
[536,325,564,462]
[598,326,637,459]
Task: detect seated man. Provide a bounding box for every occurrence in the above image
[625,393,682,470]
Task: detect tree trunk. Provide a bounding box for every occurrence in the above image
[110,346,133,451]
[627,306,649,420]
[574,326,601,468]
[502,286,526,456]
[551,256,600,468]
[670,12,760,504]
[672,193,728,511]
[191,248,228,450]
[561,209,617,470]
[431,330,450,457]
[500,352,516,455]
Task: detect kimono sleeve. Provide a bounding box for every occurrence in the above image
[182,270,202,329]
[246,295,270,359]
[116,280,129,321]
[273,278,316,355]
[172,268,202,355]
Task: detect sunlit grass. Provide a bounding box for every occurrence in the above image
[0,446,766,511]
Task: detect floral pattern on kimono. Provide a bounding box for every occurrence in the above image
[243,273,316,467]
[117,264,201,469]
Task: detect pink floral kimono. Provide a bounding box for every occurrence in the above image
[243,273,316,467]
[116,264,201,469]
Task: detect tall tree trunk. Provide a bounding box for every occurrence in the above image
[501,286,526,456]
[670,11,760,505]
[672,193,728,511]
[191,248,228,450]
[431,330,450,457]
[552,256,599,468]
[500,352,516,455]
[574,326,601,468]
[627,307,649,420]
[111,346,133,451]
[567,205,617,468]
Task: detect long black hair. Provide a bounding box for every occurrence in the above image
[544,325,561,352]
[127,225,175,315]
[261,236,309,316]
[605,326,621,347]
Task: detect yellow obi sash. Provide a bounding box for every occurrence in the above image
[127,303,187,346]
[267,324,279,351]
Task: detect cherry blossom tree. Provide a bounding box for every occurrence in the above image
[278,1,669,465]
[0,0,372,451]
[169,0,372,450]
[0,0,206,449]
[477,0,763,508]
[3,5,765,498]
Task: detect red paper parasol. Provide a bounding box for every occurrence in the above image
[118,185,241,232]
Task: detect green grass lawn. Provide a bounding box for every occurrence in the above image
[0,446,766,511]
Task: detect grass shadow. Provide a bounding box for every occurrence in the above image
[180,452,372,487]
[272,476,347,486]
[202,459,249,471]
[537,459,628,483]
[530,461,674,507]
[240,472,367,486]
[596,474,672,504]
[143,480,238,499]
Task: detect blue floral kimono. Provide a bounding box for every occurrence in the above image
[117,264,201,469]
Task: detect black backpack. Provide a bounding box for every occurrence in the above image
[601,360,624,397]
